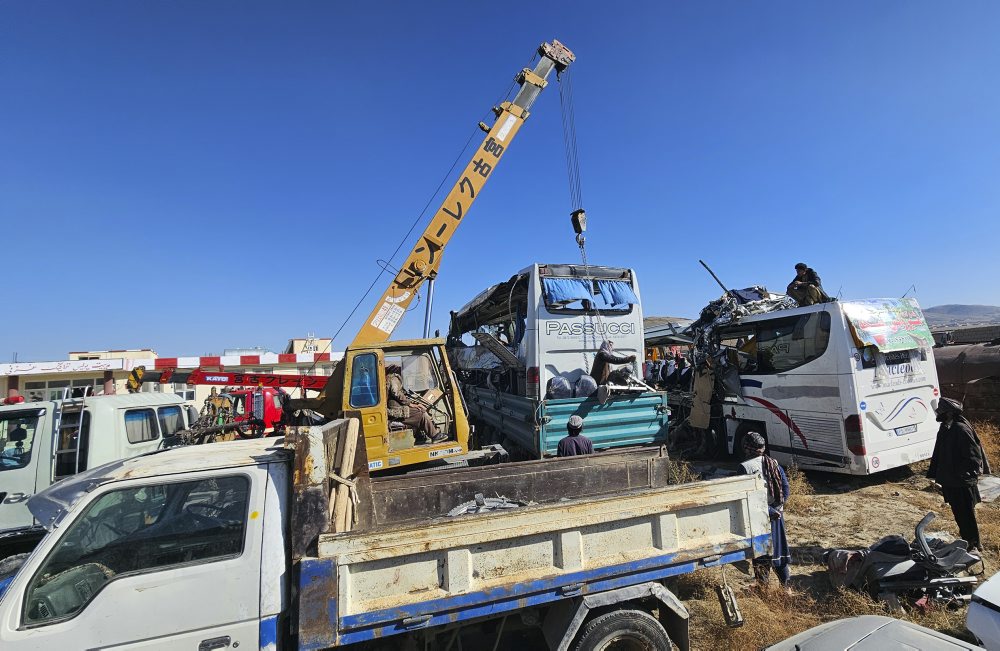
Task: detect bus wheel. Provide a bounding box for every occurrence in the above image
[570,609,676,651]
[733,423,766,460]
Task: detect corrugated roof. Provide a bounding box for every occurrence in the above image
[644,316,693,329]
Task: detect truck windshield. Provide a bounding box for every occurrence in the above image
[0,409,44,472]
[23,475,249,625]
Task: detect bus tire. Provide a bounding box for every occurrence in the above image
[733,423,766,459]
[570,608,676,651]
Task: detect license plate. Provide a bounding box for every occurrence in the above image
[894,424,918,436]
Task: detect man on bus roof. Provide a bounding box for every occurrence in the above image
[787,262,831,307]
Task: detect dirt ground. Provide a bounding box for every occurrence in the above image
[676,421,1000,650]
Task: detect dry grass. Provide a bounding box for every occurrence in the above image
[783,463,815,516]
[669,458,701,485]
[976,420,1000,471]
[687,576,974,650]
[679,427,1000,649]
[688,581,827,650]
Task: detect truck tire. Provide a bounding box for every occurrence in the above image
[570,609,676,651]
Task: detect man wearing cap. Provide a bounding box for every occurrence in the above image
[786,263,830,307]
[928,397,990,550]
[557,415,594,457]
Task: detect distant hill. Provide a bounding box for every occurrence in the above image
[923,304,1000,328]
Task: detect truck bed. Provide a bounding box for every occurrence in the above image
[366,445,676,527]
[465,385,669,457]
[297,472,769,649]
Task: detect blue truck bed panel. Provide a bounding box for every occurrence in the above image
[465,387,668,457]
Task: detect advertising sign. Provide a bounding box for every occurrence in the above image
[842,298,934,352]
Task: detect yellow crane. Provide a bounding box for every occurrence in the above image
[310,40,575,472]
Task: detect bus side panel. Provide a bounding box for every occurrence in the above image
[784,312,852,469]
[732,306,854,471]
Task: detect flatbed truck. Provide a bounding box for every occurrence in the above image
[0,419,769,650]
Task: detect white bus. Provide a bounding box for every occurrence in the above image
[447,263,668,457]
[717,298,939,475]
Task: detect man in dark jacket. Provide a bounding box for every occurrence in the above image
[786,263,830,307]
[590,340,637,385]
[928,398,991,549]
[557,415,594,457]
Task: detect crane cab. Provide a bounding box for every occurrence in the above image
[339,339,469,471]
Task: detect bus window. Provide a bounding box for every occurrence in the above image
[719,327,758,374]
[754,312,831,374]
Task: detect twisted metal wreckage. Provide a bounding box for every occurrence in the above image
[663,285,799,458]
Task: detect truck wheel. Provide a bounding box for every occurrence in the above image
[571,609,676,651]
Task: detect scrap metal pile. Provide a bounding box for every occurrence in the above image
[825,512,984,611]
[665,286,797,458]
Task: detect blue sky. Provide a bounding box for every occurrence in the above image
[2,1,998,360]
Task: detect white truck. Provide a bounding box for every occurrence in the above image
[0,393,196,556]
[448,263,669,457]
[0,419,769,650]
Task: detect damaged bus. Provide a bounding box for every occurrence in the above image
[716,298,940,475]
[447,263,668,457]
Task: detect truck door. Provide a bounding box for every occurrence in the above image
[0,406,49,534]
[343,350,389,471]
[0,467,267,650]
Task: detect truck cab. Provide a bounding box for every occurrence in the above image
[0,393,195,556]
[0,440,281,650]
[227,385,287,434]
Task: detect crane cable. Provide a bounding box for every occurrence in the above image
[557,67,605,369]
[558,67,584,211]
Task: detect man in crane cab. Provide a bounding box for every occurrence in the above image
[786,262,831,307]
[385,364,447,444]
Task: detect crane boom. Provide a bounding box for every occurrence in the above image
[351,40,575,346]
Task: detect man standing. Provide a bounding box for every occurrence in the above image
[740,432,792,587]
[928,398,990,550]
[786,262,830,307]
[557,415,594,457]
[590,340,637,385]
